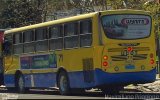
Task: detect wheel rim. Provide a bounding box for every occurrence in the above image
[60,76,67,92]
[18,76,24,91]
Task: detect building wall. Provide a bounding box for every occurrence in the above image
[155,0,160,3]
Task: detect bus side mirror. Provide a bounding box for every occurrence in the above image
[3,39,12,56]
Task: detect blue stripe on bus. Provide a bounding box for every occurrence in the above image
[33,73,56,87]
[4,68,156,89]
[68,68,156,88]
[4,74,32,87]
[4,73,56,88]
[95,68,156,85]
[68,71,95,88]
[4,74,15,87]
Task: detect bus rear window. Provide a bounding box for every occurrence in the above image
[101,14,151,40]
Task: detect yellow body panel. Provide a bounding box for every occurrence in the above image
[4,55,19,74]
[100,10,156,73]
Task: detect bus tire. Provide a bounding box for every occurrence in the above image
[16,74,25,93]
[58,71,70,95]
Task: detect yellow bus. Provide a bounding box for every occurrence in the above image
[2,9,156,95]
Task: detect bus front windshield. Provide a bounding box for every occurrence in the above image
[101,14,151,40]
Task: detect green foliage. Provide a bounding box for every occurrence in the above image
[143,1,160,36]
[0,0,44,28]
[0,0,160,29]
[143,1,160,15]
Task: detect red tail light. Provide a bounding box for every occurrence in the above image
[150,59,154,64]
[127,47,133,52]
[103,62,108,66]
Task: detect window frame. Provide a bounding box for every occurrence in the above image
[64,21,79,49]
[13,32,23,44]
[35,27,48,41]
[35,27,49,52]
[49,24,64,51]
[49,24,63,39]
[23,30,35,43]
[7,18,93,55]
[64,21,79,37]
[13,32,24,54]
[79,19,93,48]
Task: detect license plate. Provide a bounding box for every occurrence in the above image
[125,65,135,69]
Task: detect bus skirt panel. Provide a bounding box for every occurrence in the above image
[68,68,156,89]
[4,68,156,89]
[4,73,56,88]
[4,74,33,87]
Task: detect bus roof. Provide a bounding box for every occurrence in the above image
[4,9,151,35]
[4,12,98,34]
[100,9,151,14]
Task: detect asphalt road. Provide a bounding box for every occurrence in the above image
[0,88,105,99]
[0,88,160,99]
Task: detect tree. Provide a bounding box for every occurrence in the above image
[0,0,160,28]
[0,0,43,28]
[143,1,160,36]
[0,0,7,28]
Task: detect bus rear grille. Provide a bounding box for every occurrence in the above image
[133,54,147,60]
[111,54,147,61]
[111,55,127,61]
[108,47,150,52]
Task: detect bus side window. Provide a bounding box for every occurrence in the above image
[3,35,12,55]
[35,28,48,40]
[35,28,48,52]
[80,19,92,47]
[13,32,23,54]
[49,25,63,50]
[23,30,35,53]
[64,22,78,48]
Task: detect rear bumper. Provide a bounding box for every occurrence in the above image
[95,68,156,86]
[69,68,156,88]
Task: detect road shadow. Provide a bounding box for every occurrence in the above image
[2,88,157,98]
[0,88,105,97]
[0,88,59,95]
[1,88,160,99]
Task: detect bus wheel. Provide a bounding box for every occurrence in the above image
[58,71,70,95]
[16,74,25,93]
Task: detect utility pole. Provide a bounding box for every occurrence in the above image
[156,12,160,77]
[123,0,127,9]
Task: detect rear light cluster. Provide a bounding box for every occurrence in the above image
[103,55,108,68]
[127,47,133,52]
[150,53,154,64]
